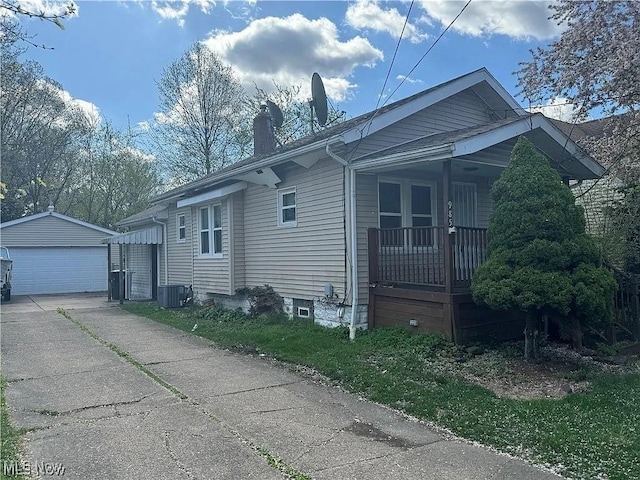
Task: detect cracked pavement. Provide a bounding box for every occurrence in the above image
[1,297,564,479]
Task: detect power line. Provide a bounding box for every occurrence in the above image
[382,0,473,109]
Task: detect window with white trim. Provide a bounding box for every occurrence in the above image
[177,213,186,243]
[212,204,222,254]
[199,205,223,256]
[378,179,436,246]
[199,207,210,255]
[278,187,297,227]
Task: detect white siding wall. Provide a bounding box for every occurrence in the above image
[232,191,246,291]
[166,205,194,285]
[352,90,493,157]
[243,158,346,301]
[192,201,230,294]
[126,244,151,300]
[1,215,111,247]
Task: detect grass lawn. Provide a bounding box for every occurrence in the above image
[123,303,640,480]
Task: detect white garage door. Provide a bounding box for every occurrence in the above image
[9,247,108,295]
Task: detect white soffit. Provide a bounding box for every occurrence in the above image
[177,182,248,208]
[233,168,281,189]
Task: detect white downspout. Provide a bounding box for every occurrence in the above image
[152,216,168,285]
[326,143,359,341]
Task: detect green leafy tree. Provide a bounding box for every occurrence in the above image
[472,137,615,357]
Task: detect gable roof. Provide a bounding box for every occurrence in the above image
[0,208,118,235]
[153,68,525,203]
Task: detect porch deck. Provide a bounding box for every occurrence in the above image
[367,226,525,344]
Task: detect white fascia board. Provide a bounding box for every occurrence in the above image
[351,144,454,171]
[341,69,525,144]
[177,182,248,208]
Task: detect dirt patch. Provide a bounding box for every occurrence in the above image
[440,343,639,400]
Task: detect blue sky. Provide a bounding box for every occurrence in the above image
[16,0,571,130]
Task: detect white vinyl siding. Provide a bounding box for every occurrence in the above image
[355,174,379,303]
[243,159,345,301]
[350,89,493,157]
[193,199,230,294]
[1,215,111,247]
[166,205,193,285]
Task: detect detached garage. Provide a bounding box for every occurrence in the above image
[0,206,117,295]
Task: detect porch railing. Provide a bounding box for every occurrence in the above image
[368,226,488,290]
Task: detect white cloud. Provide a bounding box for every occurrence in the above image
[150,0,216,27]
[14,0,78,18]
[527,97,581,122]
[396,74,422,85]
[417,0,563,41]
[345,0,428,44]
[35,79,101,128]
[202,14,383,102]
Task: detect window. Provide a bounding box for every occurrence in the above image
[199,207,210,255]
[212,205,222,254]
[378,179,436,246]
[177,213,186,243]
[278,187,297,227]
[199,205,223,256]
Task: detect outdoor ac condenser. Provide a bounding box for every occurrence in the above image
[158,285,186,308]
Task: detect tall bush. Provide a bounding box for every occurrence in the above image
[472,137,615,357]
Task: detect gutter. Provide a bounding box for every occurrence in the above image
[152,216,168,285]
[325,142,359,341]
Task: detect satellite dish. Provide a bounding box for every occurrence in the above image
[311,72,328,126]
[266,100,284,129]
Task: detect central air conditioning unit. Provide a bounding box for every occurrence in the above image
[158,285,187,308]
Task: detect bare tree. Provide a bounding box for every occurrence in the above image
[244,82,346,148]
[1,46,90,220]
[151,43,248,185]
[0,0,76,48]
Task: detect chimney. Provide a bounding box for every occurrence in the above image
[253,105,276,157]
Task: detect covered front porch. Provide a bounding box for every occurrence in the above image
[354,115,604,343]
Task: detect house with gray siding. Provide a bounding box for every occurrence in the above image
[116,68,604,343]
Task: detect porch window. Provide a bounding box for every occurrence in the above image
[199,205,223,256]
[378,180,436,246]
[177,213,186,243]
[278,187,297,227]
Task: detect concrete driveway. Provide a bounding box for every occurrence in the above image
[1,301,564,479]
[1,293,112,313]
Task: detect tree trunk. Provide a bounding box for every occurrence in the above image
[524,312,540,360]
[571,316,583,350]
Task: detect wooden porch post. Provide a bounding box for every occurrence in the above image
[442,160,454,294]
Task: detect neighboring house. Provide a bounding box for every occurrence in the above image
[112,68,604,343]
[551,117,624,238]
[0,205,117,295]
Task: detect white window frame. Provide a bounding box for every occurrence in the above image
[212,204,222,255]
[378,178,438,248]
[378,178,437,228]
[176,213,186,243]
[198,204,223,258]
[278,186,297,227]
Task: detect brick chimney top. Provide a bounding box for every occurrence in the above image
[253,105,276,157]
